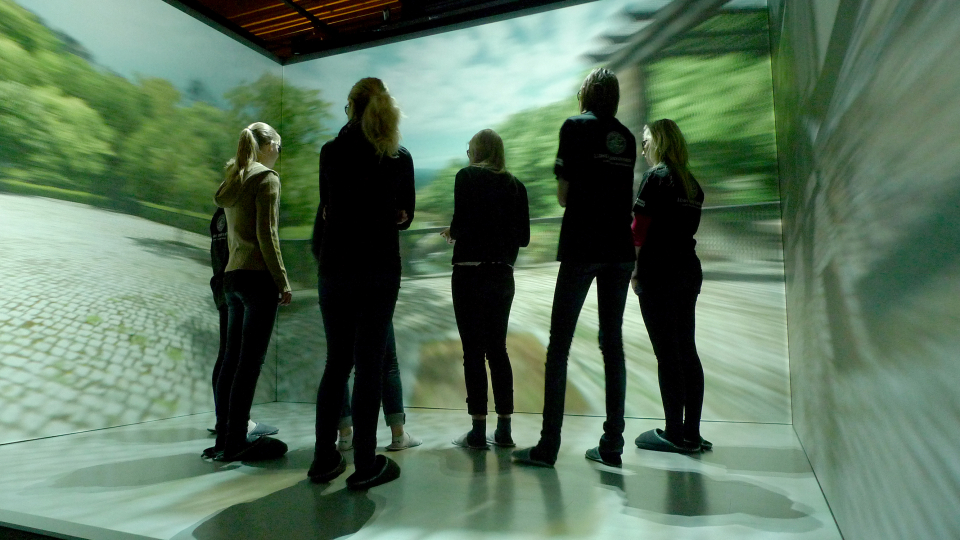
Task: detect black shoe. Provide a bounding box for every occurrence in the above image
[511,446,555,468]
[217,436,288,462]
[486,431,516,448]
[635,429,700,454]
[585,446,622,467]
[453,431,489,450]
[308,452,347,483]
[201,445,221,459]
[346,455,400,490]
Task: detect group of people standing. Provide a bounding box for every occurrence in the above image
[205,68,709,491]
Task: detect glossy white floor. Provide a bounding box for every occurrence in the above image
[0,403,841,540]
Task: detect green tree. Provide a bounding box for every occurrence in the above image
[647,54,778,204]
[417,98,577,225]
[0,81,113,188]
[226,73,335,226]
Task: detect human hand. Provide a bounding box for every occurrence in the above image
[440,227,454,244]
[396,209,409,225]
[279,291,293,306]
[630,268,639,296]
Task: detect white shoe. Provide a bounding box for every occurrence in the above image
[386,431,422,451]
[337,431,354,452]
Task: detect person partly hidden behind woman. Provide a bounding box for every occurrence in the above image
[309,78,415,489]
[631,119,712,454]
[440,129,530,450]
[513,67,636,469]
[205,122,292,462]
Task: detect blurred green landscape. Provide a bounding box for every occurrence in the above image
[1,0,776,239]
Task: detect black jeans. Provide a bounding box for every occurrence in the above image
[339,322,406,428]
[215,270,279,450]
[539,261,633,459]
[451,264,516,416]
[315,268,400,470]
[211,304,228,418]
[638,271,703,443]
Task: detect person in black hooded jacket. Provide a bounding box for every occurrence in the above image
[307,78,415,490]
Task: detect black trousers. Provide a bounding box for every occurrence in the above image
[315,268,400,471]
[539,261,633,459]
[451,264,516,416]
[215,270,279,450]
[211,304,228,418]
[637,271,704,443]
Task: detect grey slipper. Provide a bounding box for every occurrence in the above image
[635,429,700,454]
[585,446,622,467]
[684,436,713,451]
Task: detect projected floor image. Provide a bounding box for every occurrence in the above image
[0,194,276,444]
[0,403,840,540]
[276,258,790,425]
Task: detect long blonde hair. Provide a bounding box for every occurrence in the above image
[468,129,507,174]
[646,119,697,199]
[348,78,401,158]
[224,122,278,181]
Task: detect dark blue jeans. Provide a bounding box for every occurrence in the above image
[339,322,406,428]
[215,270,279,450]
[451,264,515,416]
[315,268,400,470]
[539,261,633,459]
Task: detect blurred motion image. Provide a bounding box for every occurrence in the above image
[0,0,785,447]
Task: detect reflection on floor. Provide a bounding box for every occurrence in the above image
[0,403,840,540]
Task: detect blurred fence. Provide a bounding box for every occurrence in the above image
[281,201,783,290]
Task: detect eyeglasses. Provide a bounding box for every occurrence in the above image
[641,139,650,151]
[344,104,349,115]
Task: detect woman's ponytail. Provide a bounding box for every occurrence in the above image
[349,78,402,158]
[224,123,276,181]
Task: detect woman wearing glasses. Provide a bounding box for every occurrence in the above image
[209,121,291,462]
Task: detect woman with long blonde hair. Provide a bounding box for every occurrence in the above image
[208,121,291,462]
[309,78,415,489]
[631,118,710,454]
[441,129,530,449]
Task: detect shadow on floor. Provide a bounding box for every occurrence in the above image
[174,481,380,540]
[51,453,225,488]
[691,446,812,474]
[128,237,209,266]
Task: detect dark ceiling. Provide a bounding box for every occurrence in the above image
[163,0,578,64]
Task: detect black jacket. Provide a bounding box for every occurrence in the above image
[311,123,415,272]
[449,166,530,265]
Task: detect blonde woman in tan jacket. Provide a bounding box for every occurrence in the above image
[206,121,291,462]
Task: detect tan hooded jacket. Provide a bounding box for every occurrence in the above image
[214,162,291,293]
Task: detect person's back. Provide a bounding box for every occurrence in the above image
[636,163,703,269]
[512,68,637,470]
[315,123,414,272]
[556,112,636,263]
[450,166,530,265]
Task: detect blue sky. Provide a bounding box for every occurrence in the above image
[284,0,665,168]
